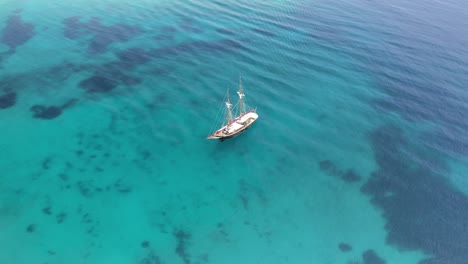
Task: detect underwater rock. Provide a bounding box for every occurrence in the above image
[56,212,66,224]
[31,105,62,119]
[174,229,191,264]
[319,160,340,175]
[42,157,52,169]
[82,51,145,88]
[114,182,132,194]
[1,13,35,51]
[141,241,149,248]
[140,150,152,160]
[0,92,16,109]
[362,249,386,264]
[239,194,249,210]
[26,224,36,233]
[59,173,69,181]
[77,181,92,197]
[42,207,52,215]
[62,98,78,109]
[338,242,352,252]
[139,251,161,264]
[31,99,78,119]
[341,170,361,183]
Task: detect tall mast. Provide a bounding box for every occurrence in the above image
[237,77,245,116]
[225,88,233,125]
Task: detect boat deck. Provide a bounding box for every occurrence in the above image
[207,111,258,140]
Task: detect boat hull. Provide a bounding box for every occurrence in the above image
[207,111,258,140]
[218,122,253,141]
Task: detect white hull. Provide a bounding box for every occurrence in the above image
[207,111,258,140]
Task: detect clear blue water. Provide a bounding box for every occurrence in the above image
[1,0,468,263]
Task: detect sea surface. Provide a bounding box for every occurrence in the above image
[1,0,468,263]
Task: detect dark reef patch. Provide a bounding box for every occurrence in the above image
[93,33,246,92]
[341,170,361,183]
[26,224,36,233]
[139,251,161,264]
[31,105,62,119]
[42,206,52,215]
[318,160,361,183]
[0,92,16,109]
[81,213,93,224]
[63,16,83,39]
[338,242,352,252]
[141,241,149,248]
[114,181,132,194]
[362,249,386,264]
[63,16,142,54]
[42,158,52,169]
[1,13,35,51]
[116,48,152,69]
[140,149,152,160]
[77,36,245,94]
[319,160,339,175]
[30,98,78,120]
[80,54,145,90]
[56,212,66,224]
[238,180,250,210]
[77,181,93,198]
[237,179,267,210]
[63,22,247,98]
[362,126,468,264]
[79,75,118,93]
[62,98,78,109]
[59,173,69,181]
[174,229,191,264]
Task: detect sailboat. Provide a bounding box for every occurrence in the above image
[207,79,259,141]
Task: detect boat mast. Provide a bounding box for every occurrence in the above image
[225,88,233,125]
[237,77,245,116]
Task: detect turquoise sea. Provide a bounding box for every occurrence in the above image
[1,0,468,263]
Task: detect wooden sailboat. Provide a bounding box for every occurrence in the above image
[207,79,258,141]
